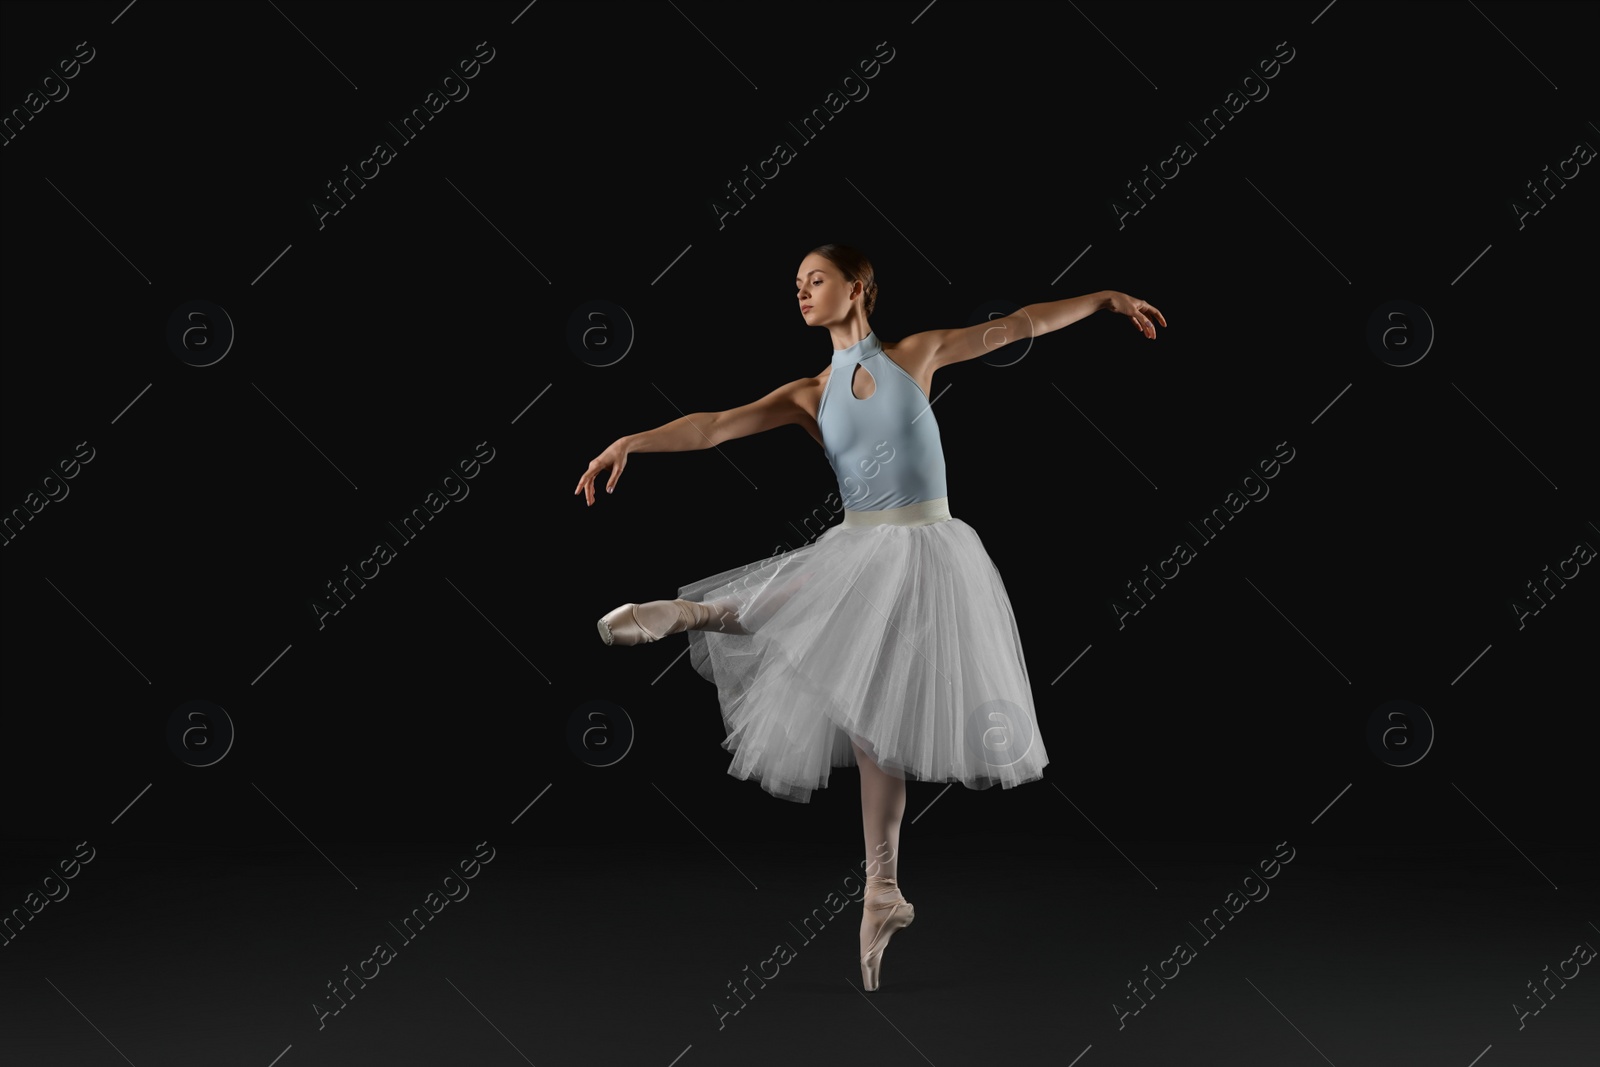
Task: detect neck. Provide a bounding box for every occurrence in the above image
[827,314,873,352]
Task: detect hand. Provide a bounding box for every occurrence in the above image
[1106,292,1166,339]
[574,438,631,506]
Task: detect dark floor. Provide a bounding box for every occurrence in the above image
[3,837,1595,1066]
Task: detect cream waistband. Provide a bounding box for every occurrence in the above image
[842,496,952,528]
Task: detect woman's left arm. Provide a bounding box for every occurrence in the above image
[903,290,1167,372]
[1029,291,1165,337]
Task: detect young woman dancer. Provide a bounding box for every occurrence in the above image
[575,244,1165,990]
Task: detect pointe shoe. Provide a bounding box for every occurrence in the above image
[596,599,746,646]
[597,600,689,646]
[860,875,915,991]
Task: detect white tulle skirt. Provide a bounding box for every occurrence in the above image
[678,497,1049,803]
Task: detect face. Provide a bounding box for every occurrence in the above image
[795,254,857,325]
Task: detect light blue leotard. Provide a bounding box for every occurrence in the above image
[816,331,948,512]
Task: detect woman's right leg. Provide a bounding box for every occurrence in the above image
[598,595,747,645]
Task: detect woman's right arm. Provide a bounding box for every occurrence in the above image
[575,376,817,504]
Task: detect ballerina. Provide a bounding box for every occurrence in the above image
[575,243,1165,990]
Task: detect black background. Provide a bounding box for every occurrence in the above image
[3,2,1595,1065]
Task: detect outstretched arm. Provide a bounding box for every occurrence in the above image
[902,290,1167,372]
[574,376,817,504]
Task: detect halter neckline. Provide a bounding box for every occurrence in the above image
[832,331,882,362]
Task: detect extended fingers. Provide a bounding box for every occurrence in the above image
[1131,300,1165,337]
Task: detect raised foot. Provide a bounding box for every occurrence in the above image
[598,599,747,646]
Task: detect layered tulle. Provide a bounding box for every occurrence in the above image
[678,516,1049,803]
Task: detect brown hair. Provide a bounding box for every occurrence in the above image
[809,243,878,316]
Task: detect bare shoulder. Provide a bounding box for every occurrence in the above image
[882,332,936,377]
[885,330,937,360]
[793,364,830,422]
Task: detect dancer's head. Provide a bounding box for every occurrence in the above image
[796,244,877,330]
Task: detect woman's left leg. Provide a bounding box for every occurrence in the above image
[854,739,905,881]
[854,738,913,989]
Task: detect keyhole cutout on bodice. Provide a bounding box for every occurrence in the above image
[850,362,876,400]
